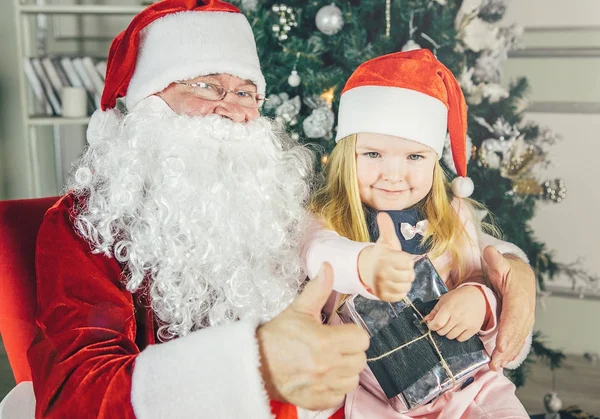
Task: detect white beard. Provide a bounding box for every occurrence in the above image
[68,96,314,340]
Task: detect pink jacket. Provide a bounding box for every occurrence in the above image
[301,199,531,419]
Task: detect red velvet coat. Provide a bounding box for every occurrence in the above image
[29,194,337,418]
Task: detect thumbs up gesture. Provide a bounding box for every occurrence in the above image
[257,263,370,410]
[357,212,415,302]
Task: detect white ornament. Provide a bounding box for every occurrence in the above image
[303,106,335,139]
[543,392,562,414]
[287,70,301,87]
[474,50,506,83]
[315,4,344,36]
[455,0,485,31]
[459,67,476,92]
[482,83,509,103]
[479,138,509,169]
[402,39,422,52]
[265,92,301,126]
[433,0,447,5]
[263,92,287,112]
[499,24,525,52]
[459,17,501,52]
[275,95,301,126]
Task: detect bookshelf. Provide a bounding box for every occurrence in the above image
[14,1,143,197]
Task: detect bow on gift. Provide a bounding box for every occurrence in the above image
[400,220,429,240]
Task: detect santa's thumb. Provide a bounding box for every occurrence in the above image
[376,212,402,251]
[293,262,334,319]
[482,245,510,276]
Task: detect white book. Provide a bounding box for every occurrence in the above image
[41,57,65,97]
[60,57,95,113]
[23,57,52,115]
[31,58,62,115]
[59,57,84,88]
[72,57,99,108]
[82,57,105,100]
[95,60,107,81]
[51,57,71,87]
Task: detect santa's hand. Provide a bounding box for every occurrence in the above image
[424,286,488,342]
[482,246,535,370]
[358,212,415,302]
[256,263,370,410]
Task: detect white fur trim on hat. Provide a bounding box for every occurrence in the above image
[86,107,122,145]
[126,10,265,110]
[335,85,448,157]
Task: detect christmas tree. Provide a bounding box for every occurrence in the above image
[233,0,583,384]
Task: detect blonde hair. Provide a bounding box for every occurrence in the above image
[309,134,499,285]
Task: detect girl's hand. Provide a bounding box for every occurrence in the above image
[357,212,415,302]
[423,286,488,341]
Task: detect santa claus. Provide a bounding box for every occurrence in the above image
[14,1,535,418]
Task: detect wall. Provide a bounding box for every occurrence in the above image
[502,0,600,354]
[0,0,135,199]
[0,0,28,199]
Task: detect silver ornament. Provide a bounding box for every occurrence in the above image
[315,3,344,36]
[275,95,301,126]
[303,106,335,139]
[265,93,301,126]
[478,138,513,169]
[402,39,422,52]
[543,392,562,414]
[263,92,286,112]
[287,70,301,87]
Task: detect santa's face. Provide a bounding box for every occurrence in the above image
[157,73,261,122]
[69,96,313,340]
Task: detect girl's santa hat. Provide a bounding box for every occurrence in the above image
[88,0,265,143]
[335,49,474,198]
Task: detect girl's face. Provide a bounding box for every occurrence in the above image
[356,132,437,211]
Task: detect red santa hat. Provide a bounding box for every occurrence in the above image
[88,0,265,142]
[335,49,474,198]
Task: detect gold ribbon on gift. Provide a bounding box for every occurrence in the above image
[334,295,458,388]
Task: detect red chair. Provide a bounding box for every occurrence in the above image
[0,196,59,384]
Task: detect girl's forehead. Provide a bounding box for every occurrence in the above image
[356,132,434,152]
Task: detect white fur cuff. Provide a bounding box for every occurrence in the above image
[131,320,272,419]
[504,331,533,369]
[478,233,529,264]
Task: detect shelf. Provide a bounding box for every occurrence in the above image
[27,116,91,126]
[19,4,144,15]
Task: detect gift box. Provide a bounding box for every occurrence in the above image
[336,255,490,411]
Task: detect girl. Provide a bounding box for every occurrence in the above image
[302,49,531,418]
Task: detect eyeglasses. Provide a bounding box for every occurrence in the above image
[174,81,267,109]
